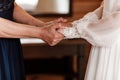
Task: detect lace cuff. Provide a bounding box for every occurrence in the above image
[62,12,99,39]
[61,27,81,39]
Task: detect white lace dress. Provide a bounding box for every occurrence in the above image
[61,0,120,80]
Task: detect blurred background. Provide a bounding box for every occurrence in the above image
[16,0,102,80]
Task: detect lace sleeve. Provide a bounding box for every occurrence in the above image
[61,12,99,39]
[62,12,120,47]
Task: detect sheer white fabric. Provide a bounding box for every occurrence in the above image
[61,0,120,80]
[62,12,120,46]
[62,0,120,46]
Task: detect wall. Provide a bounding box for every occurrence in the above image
[38,0,70,14]
[38,0,102,22]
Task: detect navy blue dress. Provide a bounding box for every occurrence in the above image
[0,0,25,80]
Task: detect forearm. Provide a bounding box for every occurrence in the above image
[13,3,44,27]
[0,17,42,38]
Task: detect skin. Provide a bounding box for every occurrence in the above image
[0,3,66,46]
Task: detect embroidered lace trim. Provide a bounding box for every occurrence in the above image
[61,12,99,39]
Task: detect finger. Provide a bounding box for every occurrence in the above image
[51,23,61,29]
[55,32,64,40]
[57,23,69,29]
[50,38,62,46]
[45,19,60,26]
[45,21,55,26]
[56,17,68,23]
[54,23,65,29]
[48,38,58,46]
[50,32,64,46]
[57,28,65,34]
[52,37,64,46]
[48,19,61,24]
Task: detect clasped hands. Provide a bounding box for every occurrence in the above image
[40,18,72,46]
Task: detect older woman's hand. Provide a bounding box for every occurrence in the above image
[39,22,65,46]
[38,18,71,46]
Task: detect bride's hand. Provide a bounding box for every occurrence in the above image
[57,22,73,31]
[60,22,72,27]
[57,23,80,39]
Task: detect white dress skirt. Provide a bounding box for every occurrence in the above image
[61,0,120,80]
[85,40,120,80]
